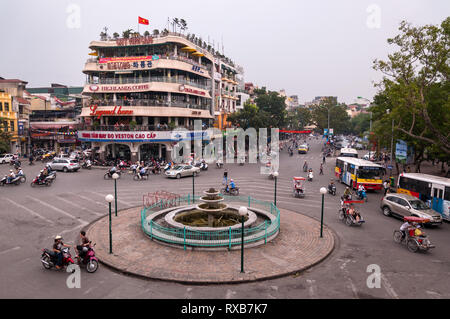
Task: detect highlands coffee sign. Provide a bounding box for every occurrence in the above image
[89,105,133,119]
[87,84,150,93]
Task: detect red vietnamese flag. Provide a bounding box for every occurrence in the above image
[138,16,149,25]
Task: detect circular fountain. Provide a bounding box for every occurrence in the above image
[144,187,280,250]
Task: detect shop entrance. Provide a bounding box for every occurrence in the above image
[139,143,166,161]
[106,143,131,161]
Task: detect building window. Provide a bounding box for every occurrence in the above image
[10,121,14,132]
[4,102,9,112]
[0,102,2,111]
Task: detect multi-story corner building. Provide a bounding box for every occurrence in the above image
[78,32,217,162]
[0,79,31,155]
[0,91,18,152]
[213,59,240,130]
[25,84,83,152]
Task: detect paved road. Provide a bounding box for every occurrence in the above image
[0,138,449,299]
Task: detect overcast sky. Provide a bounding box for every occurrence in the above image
[1,0,448,104]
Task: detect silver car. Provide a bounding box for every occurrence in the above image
[49,158,80,172]
[165,165,200,179]
[380,193,442,226]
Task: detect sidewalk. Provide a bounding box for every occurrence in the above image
[86,206,335,284]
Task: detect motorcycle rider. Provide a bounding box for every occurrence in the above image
[328,179,335,193]
[399,220,414,240]
[109,165,118,177]
[53,235,71,270]
[226,179,237,193]
[138,165,147,180]
[308,169,313,181]
[357,184,366,199]
[76,231,90,260]
[7,169,16,184]
[16,167,24,179]
[343,187,353,200]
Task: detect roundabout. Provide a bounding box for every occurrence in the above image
[85,191,335,284]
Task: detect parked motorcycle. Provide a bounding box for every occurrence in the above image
[41,247,74,270]
[0,175,22,186]
[76,243,99,273]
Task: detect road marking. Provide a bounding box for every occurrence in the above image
[0,246,21,256]
[91,191,134,207]
[306,279,316,298]
[381,274,399,299]
[73,194,109,208]
[225,289,236,299]
[4,198,54,225]
[26,196,88,224]
[426,290,442,299]
[56,195,103,217]
[60,221,89,237]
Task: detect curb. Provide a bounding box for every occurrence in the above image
[85,207,336,285]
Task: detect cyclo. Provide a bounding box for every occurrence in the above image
[338,199,365,226]
[393,216,435,253]
[292,177,306,198]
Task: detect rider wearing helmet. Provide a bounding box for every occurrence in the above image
[227,179,236,192]
[7,169,15,183]
[53,235,71,269]
[343,187,353,200]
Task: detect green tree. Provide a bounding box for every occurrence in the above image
[373,17,450,155]
[254,90,287,128]
[285,108,312,130]
[311,99,351,135]
[227,101,268,130]
[349,112,371,136]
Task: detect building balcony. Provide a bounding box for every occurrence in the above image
[84,54,211,78]
[86,98,211,110]
[87,76,210,91]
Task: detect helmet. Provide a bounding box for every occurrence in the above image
[40,170,43,173]
[230,179,234,182]
[55,235,62,240]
